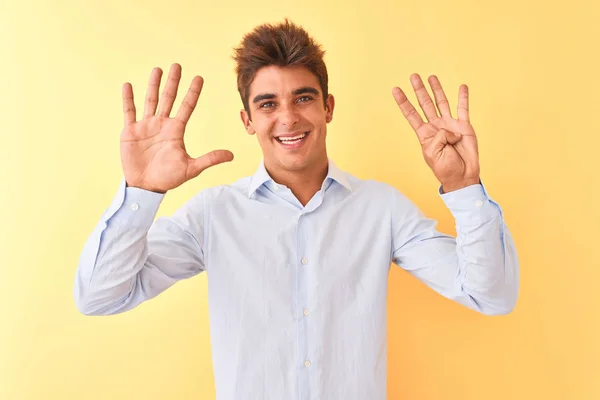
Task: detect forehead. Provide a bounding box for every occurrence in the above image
[249,65,320,96]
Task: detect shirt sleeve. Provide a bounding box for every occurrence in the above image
[391,182,520,315]
[73,178,207,316]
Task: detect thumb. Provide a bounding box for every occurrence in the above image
[432,129,461,150]
[443,129,462,145]
[428,129,461,159]
[188,150,234,179]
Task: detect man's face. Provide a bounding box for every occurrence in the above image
[241,65,334,174]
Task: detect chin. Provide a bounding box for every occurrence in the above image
[278,156,311,171]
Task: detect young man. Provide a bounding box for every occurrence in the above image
[74,19,519,400]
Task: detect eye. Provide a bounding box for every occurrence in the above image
[297,96,313,103]
[260,101,275,109]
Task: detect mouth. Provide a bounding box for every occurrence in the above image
[275,131,310,149]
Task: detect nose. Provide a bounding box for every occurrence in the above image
[277,102,300,127]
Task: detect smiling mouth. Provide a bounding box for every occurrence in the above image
[276,132,310,146]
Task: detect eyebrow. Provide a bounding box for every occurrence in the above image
[252,87,320,104]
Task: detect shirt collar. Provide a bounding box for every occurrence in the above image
[247,158,352,198]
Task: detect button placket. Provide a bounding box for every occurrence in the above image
[296,214,312,397]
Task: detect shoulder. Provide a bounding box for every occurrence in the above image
[341,171,423,218]
[187,175,254,209]
[343,171,406,202]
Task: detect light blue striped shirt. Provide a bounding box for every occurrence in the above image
[74,159,519,400]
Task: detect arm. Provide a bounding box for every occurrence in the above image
[73,63,233,315]
[390,74,519,314]
[73,179,206,316]
[391,183,519,315]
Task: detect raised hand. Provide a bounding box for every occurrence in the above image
[120,63,234,193]
[392,74,480,193]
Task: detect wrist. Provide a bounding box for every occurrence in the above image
[125,180,167,194]
[441,178,480,193]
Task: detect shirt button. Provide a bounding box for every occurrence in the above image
[131,203,139,211]
[301,258,308,265]
[303,309,309,316]
[475,200,483,208]
[304,360,311,367]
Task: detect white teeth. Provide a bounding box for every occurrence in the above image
[279,133,306,141]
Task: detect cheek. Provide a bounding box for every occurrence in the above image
[306,108,328,126]
[254,118,276,143]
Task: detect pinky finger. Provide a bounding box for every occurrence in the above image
[122,83,136,125]
[457,84,469,122]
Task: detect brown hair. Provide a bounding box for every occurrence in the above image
[233,19,329,118]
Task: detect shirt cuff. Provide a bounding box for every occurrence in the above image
[438,181,501,226]
[104,178,166,229]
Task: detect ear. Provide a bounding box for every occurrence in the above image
[325,94,335,123]
[240,109,255,135]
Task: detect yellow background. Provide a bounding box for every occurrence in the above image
[1,0,598,398]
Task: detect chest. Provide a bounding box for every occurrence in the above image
[204,196,393,304]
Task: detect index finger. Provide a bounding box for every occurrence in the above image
[175,76,204,124]
[392,86,424,132]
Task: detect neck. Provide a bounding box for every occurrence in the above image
[265,157,329,206]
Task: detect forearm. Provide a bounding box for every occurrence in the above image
[392,182,519,315]
[442,183,519,314]
[73,179,165,315]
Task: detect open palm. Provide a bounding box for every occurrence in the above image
[393,74,480,192]
[120,64,233,193]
